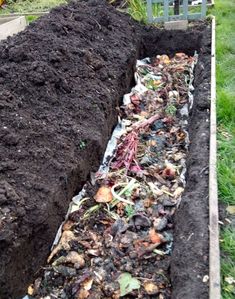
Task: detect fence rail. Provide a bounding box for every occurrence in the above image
[147,0,207,23]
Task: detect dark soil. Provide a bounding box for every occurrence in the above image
[0,0,211,298]
[0,1,143,298]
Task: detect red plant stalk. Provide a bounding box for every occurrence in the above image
[132,113,161,130]
[112,131,139,171]
[112,113,162,172]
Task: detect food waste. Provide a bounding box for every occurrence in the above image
[25,52,197,299]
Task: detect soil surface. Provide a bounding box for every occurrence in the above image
[0,0,211,298]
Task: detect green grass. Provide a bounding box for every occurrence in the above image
[221,227,235,298]
[26,15,39,23]
[210,1,235,298]
[217,126,235,204]
[221,227,235,260]
[128,0,148,23]
[221,260,235,299]
[0,0,67,13]
[127,0,168,23]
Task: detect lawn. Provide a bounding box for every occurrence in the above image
[209,0,235,298]
[0,0,67,13]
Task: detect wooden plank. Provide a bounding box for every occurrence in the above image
[209,16,221,299]
[0,16,26,41]
[0,12,48,17]
[152,0,164,3]
[164,20,188,30]
[153,13,202,22]
[0,16,17,25]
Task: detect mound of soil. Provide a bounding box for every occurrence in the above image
[0,1,143,298]
[0,0,211,298]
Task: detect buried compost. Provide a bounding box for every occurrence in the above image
[0,1,211,299]
[26,52,200,299]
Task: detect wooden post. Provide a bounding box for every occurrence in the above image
[164,0,169,21]
[201,0,207,18]
[183,0,189,19]
[147,0,153,23]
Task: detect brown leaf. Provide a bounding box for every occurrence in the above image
[144,198,152,208]
[47,230,76,263]
[155,55,170,65]
[161,55,170,64]
[149,228,163,245]
[89,231,99,243]
[177,131,186,142]
[173,152,185,161]
[146,139,157,147]
[140,111,149,117]
[175,52,187,59]
[173,187,184,199]
[76,289,90,299]
[117,202,125,216]
[78,240,92,249]
[27,285,34,296]
[94,186,113,203]
[52,251,85,269]
[134,239,149,250]
[99,219,112,225]
[82,277,93,291]
[62,220,75,231]
[144,281,159,295]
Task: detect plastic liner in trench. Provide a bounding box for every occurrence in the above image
[24,53,198,299]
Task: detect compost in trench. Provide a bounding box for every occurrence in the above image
[0,1,211,299]
[26,52,199,299]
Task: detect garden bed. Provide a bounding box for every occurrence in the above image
[0,0,211,298]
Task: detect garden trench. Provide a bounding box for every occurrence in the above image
[0,1,211,298]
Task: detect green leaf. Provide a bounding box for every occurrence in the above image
[118,273,141,297]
